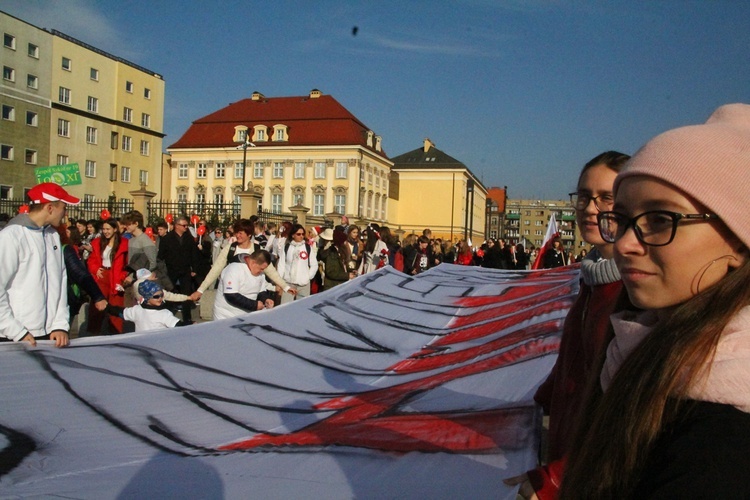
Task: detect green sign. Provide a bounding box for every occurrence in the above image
[34,163,82,186]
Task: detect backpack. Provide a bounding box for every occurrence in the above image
[393,248,404,272]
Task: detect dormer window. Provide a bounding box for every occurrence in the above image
[233,125,248,143]
[273,124,288,142]
[253,125,268,142]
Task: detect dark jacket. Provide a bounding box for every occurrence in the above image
[633,400,750,497]
[319,245,349,290]
[157,230,199,278]
[63,244,106,315]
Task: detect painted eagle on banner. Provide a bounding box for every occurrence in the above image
[0,265,578,499]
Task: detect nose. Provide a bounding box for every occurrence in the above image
[614,222,645,256]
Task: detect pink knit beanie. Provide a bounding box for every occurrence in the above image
[614,103,750,249]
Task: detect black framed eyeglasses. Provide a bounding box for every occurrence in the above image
[597,210,719,247]
[569,192,614,212]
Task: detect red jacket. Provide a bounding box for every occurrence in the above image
[87,236,129,298]
[528,278,623,498]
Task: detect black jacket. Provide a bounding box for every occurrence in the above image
[157,230,199,277]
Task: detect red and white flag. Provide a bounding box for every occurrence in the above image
[531,213,560,270]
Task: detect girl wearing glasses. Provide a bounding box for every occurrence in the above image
[560,104,750,497]
[507,151,630,498]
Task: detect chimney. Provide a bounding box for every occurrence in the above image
[423,138,434,152]
[251,91,264,101]
[309,89,322,99]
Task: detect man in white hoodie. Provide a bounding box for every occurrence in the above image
[0,183,80,347]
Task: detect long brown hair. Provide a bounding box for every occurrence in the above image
[98,218,122,256]
[561,255,750,498]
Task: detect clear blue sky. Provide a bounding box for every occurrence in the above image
[4,0,750,199]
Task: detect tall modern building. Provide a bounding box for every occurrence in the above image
[167,90,392,223]
[1,10,165,205]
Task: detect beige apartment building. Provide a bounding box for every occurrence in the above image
[1,10,165,206]
[167,90,392,224]
[503,198,584,251]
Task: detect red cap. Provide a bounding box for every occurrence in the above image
[27,183,80,205]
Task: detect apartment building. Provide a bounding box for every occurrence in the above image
[503,198,583,250]
[1,10,165,204]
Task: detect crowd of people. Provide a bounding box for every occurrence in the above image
[1,103,749,495]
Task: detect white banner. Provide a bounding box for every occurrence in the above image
[0,265,578,498]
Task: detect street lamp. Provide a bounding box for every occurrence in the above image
[235,129,256,191]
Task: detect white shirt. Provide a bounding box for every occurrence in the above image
[213,262,270,320]
[123,305,180,332]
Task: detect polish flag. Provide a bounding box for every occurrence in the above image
[531,213,560,270]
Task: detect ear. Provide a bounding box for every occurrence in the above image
[729,245,749,270]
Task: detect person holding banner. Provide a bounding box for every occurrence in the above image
[506,151,630,498]
[0,182,80,346]
[562,104,750,497]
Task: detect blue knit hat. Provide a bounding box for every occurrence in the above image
[138,280,163,301]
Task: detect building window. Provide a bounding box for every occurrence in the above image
[293,193,304,206]
[28,43,39,58]
[1,185,13,199]
[271,194,282,213]
[26,111,38,127]
[139,170,148,185]
[294,162,305,179]
[178,163,188,179]
[1,105,14,121]
[234,162,243,179]
[214,192,224,204]
[121,166,131,182]
[62,57,72,71]
[144,88,151,99]
[123,107,132,122]
[334,194,346,214]
[255,129,265,141]
[272,162,284,178]
[109,164,117,181]
[125,81,134,93]
[111,132,119,149]
[1,145,13,161]
[197,163,207,178]
[215,162,225,179]
[90,67,99,80]
[313,194,325,216]
[86,126,97,144]
[58,118,70,137]
[253,162,264,179]
[141,113,150,128]
[3,66,15,82]
[57,155,69,165]
[335,162,347,179]
[196,193,205,205]
[4,33,16,50]
[27,74,38,89]
[177,192,187,203]
[140,140,149,156]
[314,162,326,179]
[59,86,71,104]
[122,136,132,152]
[85,160,96,177]
[367,169,373,185]
[87,96,98,113]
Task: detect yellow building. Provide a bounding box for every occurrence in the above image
[167,90,392,224]
[0,10,165,206]
[389,139,488,243]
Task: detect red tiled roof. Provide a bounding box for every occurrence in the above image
[168,94,388,158]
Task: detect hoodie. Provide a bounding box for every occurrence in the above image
[0,214,69,341]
